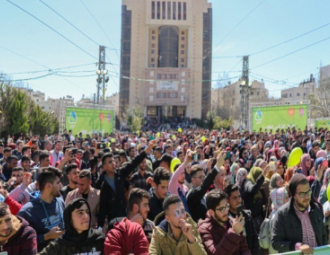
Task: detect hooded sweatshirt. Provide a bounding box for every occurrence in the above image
[0,216,37,255]
[38,198,104,255]
[17,195,65,252]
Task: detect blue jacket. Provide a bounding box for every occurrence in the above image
[17,196,65,252]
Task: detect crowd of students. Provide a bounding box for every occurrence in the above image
[0,127,330,254]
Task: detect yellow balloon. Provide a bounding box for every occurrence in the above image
[137,130,140,135]
[288,147,303,167]
[156,132,160,138]
[172,135,176,140]
[178,128,182,133]
[110,138,116,143]
[201,136,206,142]
[170,158,181,173]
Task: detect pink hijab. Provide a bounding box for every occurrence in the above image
[317,150,326,159]
[300,154,311,176]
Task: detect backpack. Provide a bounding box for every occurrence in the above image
[259,217,271,249]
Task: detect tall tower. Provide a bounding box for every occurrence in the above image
[119,0,212,120]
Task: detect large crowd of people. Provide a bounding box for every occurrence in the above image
[0,126,330,254]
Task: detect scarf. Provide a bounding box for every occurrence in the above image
[247,167,263,202]
[236,168,247,187]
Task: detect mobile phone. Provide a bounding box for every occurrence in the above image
[236,205,243,216]
[193,153,198,162]
[72,148,78,155]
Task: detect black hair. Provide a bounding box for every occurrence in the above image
[190,164,203,178]
[206,189,227,211]
[39,150,50,162]
[66,163,78,175]
[127,188,150,211]
[224,184,239,198]
[38,167,62,191]
[153,167,171,185]
[4,147,11,153]
[79,169,91,180]
[6,155,18,163]
[0,202,9,217]
[163,194,181,212]
[21,155,31,163]
[101,153,113,166]
[176,150,183,158]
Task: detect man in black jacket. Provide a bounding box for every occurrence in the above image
[96,140,157,228]
[226,184,259,255]
[186,151,226,222]
[271,174,327,254]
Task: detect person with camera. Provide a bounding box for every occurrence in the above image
[186,150,226,223]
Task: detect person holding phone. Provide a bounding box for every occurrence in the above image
[198,189,251,255]
[225,184,259,255]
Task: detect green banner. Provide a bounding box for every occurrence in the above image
[279,245,330,255]
[251,104,307,131]
[315,119,330,129]
[65,107,114,136]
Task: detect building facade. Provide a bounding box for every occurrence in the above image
[119,0,212,119]
[211,79,269,120]
[281,74,316,102]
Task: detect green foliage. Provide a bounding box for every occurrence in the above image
[124,105,143,132]
[206,110,216,130]
[214,116,233,130]
[0,82,59,138]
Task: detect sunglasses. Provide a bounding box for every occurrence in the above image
[216,204,230,213]
[297,190,312,198]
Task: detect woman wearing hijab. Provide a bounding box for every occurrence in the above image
[241,167,267,233]
[318,168,330,204]
[236,168,247,195]
[300,154,313,176]
[38,198,104,255]
[284,167,294,185]
[270,173,284,190]
[230,163,239,185]
[269,187,289,254]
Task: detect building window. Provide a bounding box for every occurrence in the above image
[162,1,166,19]
[169,74,174,79]
[151,64,155,67]
[174,74,179,79]
[250,92,254,95]
[169,92,178,98]
[178,2,181,20]
[181,44,184,48]
[162,92,167,98]
[297,93,300,96]
[303,93,306,96]
[156,92,161,98]
[181,31,185,35]
[167,1,171,20]
[257,92,259,95]
[157,1,161,19]
[152,30,156,34]
[152,44,155,48]
[180,64,184,68]
[181,37,185,41]
[151,1,155,19]
[181,50,184,54]
[152,36,156,40]
[289,93,292,97]
[149,95,154,101]
[151,49,155,54]
[181,58,184,62]
[183,2,187,20]
[151,58,155,62]
[172,2,176,20]
[157,74,161,79]
[162,74,167,79]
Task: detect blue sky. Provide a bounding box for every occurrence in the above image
[1,0,330,100]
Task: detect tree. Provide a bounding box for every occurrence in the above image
[214,116,233,130]
[124,105,143,132]
[206,110,216,130]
